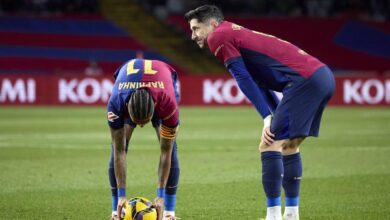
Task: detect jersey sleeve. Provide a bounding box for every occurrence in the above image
[157,94,179,139]
[107,94,125,129]
[159,94,179,127]
[227,58,273,119]
[207,30,241,66]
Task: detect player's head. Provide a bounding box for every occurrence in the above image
[185,5,224,48]
[127,89,154,127]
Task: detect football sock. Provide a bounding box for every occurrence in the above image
[164,194,177,212]
[283,153,302,207]
[165,141,180,211]
[261,151,283,208]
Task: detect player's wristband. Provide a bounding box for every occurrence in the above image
[157,188,165,198]
[118,188,126,197]
[263,115,272,127]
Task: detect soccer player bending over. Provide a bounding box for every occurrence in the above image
[107,59,181,220]
[185,5,335,220]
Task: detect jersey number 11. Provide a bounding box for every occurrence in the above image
[127,60,158,75]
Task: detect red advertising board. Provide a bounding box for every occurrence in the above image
[0,74,389,106]
[330,75,390,105]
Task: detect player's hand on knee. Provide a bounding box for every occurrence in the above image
[261,126,275,146]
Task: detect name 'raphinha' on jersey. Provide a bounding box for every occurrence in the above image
[118,81,165,90]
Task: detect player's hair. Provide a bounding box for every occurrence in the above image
[128,89,154,124]
[184,5,224,23]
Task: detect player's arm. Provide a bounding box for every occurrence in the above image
[111,126,126,189]
[227,58,273,119]
[107,94,128,219]
[110,126,127,219]
[227,58,275,145]
[158,135,175,189]
[256,85,279,141]
[208,31,276,119]
[154,124,177,220]
[156,127,176,193]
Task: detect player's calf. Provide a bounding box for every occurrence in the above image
[281,137,304,220]
[260,145,283,220]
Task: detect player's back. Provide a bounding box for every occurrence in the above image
[208,21,325,91]
[115,59,173,85]
[112,59,176,96]
[108,59,179,128]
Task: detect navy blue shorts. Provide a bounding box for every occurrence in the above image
[271,66,335,140]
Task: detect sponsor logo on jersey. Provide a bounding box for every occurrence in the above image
[107,111,119,122]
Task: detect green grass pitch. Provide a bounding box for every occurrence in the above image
[0,106,389,219]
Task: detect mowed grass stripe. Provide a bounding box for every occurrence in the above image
[0,107,389,219]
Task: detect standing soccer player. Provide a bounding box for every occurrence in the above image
[107,59,180,220]
[185,5,335,220]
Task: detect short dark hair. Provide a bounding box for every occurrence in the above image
[128,89,154,124]
[184,5,224,23]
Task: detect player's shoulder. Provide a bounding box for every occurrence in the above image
[152,59,168,68]
[208,21,243,46]
[152,59,176,73]
[209,21,232,39]
[107,88,121,104]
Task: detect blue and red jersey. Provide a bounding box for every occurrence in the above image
[207,21,325,92]
[206,21,326,118]
[107,59,179,130]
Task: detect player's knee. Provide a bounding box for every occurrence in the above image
[259,141,283,152]
[259,142,268,151]
[259,140,271,151]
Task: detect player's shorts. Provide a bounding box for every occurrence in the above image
[271,66,335,140]
[125,72,180,127]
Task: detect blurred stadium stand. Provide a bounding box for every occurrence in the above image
[140,0,390,21]
[0,7,172,74]
[168,15,390,73]
[0,0,389,75]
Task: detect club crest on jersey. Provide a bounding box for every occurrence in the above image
[107,112,119,122]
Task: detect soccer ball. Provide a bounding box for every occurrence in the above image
[122,197,157,220]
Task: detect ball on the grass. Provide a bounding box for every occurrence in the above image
[123,197,157,220]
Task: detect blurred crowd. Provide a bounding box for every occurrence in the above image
[1,0,388,21]
[137,0,390,21]
[0,0,99,16]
